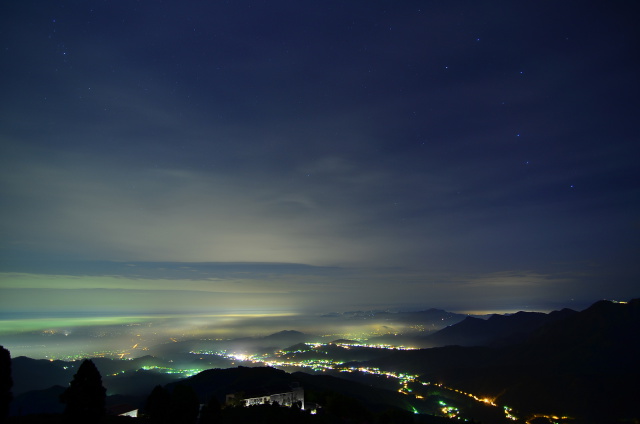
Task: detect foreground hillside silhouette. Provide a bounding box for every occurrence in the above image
[364,299,640,422]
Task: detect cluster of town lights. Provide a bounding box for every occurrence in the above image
[333,342,417,350]
[188,342,577,422]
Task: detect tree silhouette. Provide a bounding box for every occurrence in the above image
[0,346,12,421]
[60,359,106,420]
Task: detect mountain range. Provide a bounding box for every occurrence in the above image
[363,299,640,422]
[421,308,577,347]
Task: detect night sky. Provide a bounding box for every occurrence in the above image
[1,1,639,336]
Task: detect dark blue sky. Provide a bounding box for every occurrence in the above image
[1,1,638,323]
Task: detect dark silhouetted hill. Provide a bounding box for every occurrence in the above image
[11,358,75,395]
[103,369,181,396]
[11,356,183,396]
[10,385,143,417]
[263,330,306,340]
[10,385,65,416]
[330,339,359,344]
[167,366,417,414]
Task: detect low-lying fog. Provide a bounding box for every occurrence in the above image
[1,309,468,359]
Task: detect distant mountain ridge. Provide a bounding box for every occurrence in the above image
[362,298,640,423]
[422,308,577,347]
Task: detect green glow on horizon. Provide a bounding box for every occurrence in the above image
[0,272,305,294]
[0,312,299,335]
[0,316,150,334]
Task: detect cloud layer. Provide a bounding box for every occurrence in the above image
[1,1,638,328]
